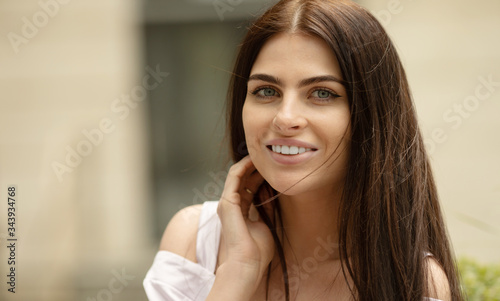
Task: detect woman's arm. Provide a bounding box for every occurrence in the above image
[206,156,274,301]
[159,204,202,262]
[158,204,262,301]
[158,156,274,301]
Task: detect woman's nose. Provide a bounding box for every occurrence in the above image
[272,97,307,135]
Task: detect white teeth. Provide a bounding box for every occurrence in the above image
[270,145,312,155]
[281,145,290,155]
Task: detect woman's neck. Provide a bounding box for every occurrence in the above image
[275,187,342,265]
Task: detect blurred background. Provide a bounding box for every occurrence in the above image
[0,0,499,300]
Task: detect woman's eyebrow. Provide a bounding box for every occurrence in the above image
[298,75,345,87]
[248,73,282,85]
[248,73,344,87]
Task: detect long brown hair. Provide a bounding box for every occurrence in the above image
[226,0,463,300]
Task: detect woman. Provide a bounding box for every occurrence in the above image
[144,0,463,300]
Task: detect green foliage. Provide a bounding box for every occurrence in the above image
[458,257,500,300]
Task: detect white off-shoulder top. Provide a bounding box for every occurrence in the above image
[143,201,443,301]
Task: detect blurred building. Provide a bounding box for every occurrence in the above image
[0,0,498,300]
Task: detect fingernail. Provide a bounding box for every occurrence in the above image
[249,203,259,222]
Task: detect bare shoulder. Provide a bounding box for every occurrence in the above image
[426,256,452,301]
[159,204,204,263]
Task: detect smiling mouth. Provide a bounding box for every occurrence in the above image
[267,145,317,155]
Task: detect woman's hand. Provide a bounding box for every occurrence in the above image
[216,156,275,287]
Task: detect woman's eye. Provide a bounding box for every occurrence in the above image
[253,87,278,98]
[311,89,340,101]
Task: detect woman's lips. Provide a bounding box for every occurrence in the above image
[265,139,317,165]
[265,138,317,149]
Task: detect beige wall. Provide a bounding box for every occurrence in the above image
[362,0,500,262]
[0,0,154,300]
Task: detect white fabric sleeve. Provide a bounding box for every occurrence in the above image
[143,251,216,301]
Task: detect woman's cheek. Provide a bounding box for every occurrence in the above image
[245,132,259,161]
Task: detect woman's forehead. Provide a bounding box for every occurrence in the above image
[250,33,343,81]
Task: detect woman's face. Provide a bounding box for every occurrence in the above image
[242,33,351,198]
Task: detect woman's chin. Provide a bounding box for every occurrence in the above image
[265,179,311,197]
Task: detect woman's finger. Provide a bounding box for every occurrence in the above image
[218,156,259,241]
[239,170,264,219]
[221,156,255,198]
